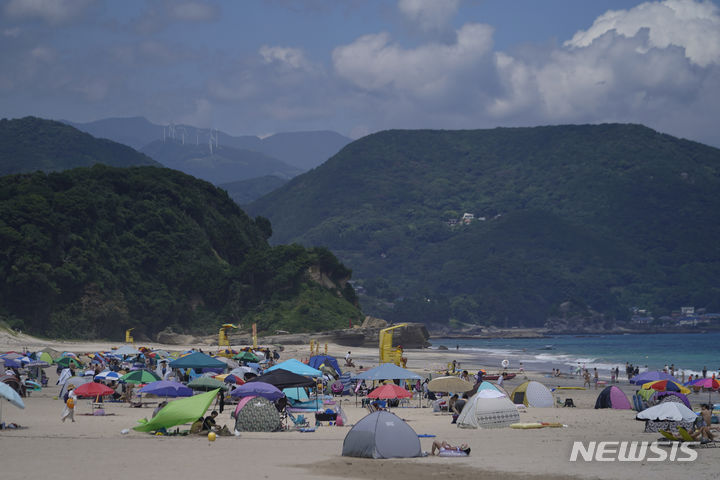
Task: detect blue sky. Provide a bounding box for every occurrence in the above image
[1,0,719,146]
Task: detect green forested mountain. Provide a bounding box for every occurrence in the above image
[218,175,289,206]
[0,117,159,175]
[249,124,720,327]
[0,166,361,339]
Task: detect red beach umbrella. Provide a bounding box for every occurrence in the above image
[73,382,114,398]
[367,384,413,399]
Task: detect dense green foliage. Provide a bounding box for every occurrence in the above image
[249,124,720,327]
[219,175,288,206]
[0,166,361,339]
[0,117,158,175]
[141,139,301,185]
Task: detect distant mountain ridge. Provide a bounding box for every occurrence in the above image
[64,116,352,171]
[219,175,289,206]
[0,117,158,176]
[249,124,720,328]
[141,139,302,185]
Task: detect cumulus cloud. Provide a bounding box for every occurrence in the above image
[259,46,313,71]
[4,0,94,24]
[332,23,494,97]
[397,0,460,32]
[565,0,720,67]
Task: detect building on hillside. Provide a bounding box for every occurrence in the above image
[461,213,474,224]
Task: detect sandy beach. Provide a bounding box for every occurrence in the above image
[1,332,718,480]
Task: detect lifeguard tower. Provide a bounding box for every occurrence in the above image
[125,328,134,344]
[379,324,408,367]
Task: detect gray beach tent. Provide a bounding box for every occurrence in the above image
[342,410,422,459]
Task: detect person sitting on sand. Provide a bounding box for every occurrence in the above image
[431,440,471,456]
[689,404,716,442]
[202,411,219,431]
[190,417,205,434]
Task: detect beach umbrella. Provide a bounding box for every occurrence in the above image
[74,382,115,398]
[1,357,21,368]
[231,382,284,401]
[134,388,219,433]
[187,376,228,391]
[229,366,258,379]
[641,380,690,394]
[636,402,697,422]
[216,374,244,385]
[234,351,259,362]
[0,381,25,425]
[0,382,24,409]
[689,378,720,390]
[427,376,474,393]
[139,380,192,397]
[368,384,413,400]
[245,369,317,390]
[120,369,160,385]
[213,357,239,369]
[353,363,422,381]
[630,371,679,385]
[94,371,122,382]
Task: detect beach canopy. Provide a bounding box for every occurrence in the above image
[427,376,474,393]
[59,376,92,398]
[457,392,519,429]
[595,386,632,409]
[308,355,342,375]
[234,396,282,432]
[169,352,227,370]
[111,345,141,356]
[74,382,115,398]
[353,363,421,381]
[636,402,697,422]
[139,380,192,397]
[246,369,317,390]
[342,411,422,459]
[368,384,412,400]
[265,359,322,377]
[510,381,553,407]
[134,388,219,432]
[630,371,679,385]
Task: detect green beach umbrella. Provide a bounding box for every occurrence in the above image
[234,351,259,362]
[120,369,161,385]
[134,388,219,433]
[188,376,228,391]
[56,356,82,368]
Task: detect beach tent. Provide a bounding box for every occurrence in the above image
[427,376,474,393]
[110,345,141,357]
[265,359,322,377]
[168,352,226,370]
[134,388,219,433]
[353,363,421,381]
[342,411,422,459]
[457,390,520,429]
[630,371,679,385]
[655,391,691,409]
[59,376,92,398]
[308,355,342,375]
[510,381,553,407]
[594,386,632,409]
[234,396,282,432]
[284,387,309,402]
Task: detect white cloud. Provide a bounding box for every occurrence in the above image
[565,0,720,67]
[259,46,313,71]
[397,0,460,32]
[332,23,494,97]
[4,0,94,24]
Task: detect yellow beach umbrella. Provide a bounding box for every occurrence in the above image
[641,380,690,394]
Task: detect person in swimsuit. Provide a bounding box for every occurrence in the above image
[431,439,471,456]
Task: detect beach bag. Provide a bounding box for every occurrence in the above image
[66,398,75,409]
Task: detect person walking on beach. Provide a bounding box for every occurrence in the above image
[583,370,591,388]
[703,366,707,378]
[61,385,77,423]
[593,368,599,389]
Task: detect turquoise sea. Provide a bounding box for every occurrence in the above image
[430,332,720,377]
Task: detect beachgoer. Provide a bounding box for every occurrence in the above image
[451,360,457,373]
[431,440,471,456]
[689,404,715,442]
[703,366,708,379]
[476,370,483,384]
[202,411,218,431]
[272,350,280,361]
[497,373,504,388]
[460,370,470,382]
[61,385,77,423]
[345,351,355,367]
[152,401,168,418]
[190,417,204,434]
[593,368,599,389]
[583,370,591,388]
[217,390,225,413]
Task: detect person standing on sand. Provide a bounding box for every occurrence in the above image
[593,368,599,389]
[583,370,591,388]
[703,366,707,378]
[61,385,77,423]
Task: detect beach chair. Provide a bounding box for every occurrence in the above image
[287,411,309,430]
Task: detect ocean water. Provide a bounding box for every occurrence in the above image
[430,332,720,377]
